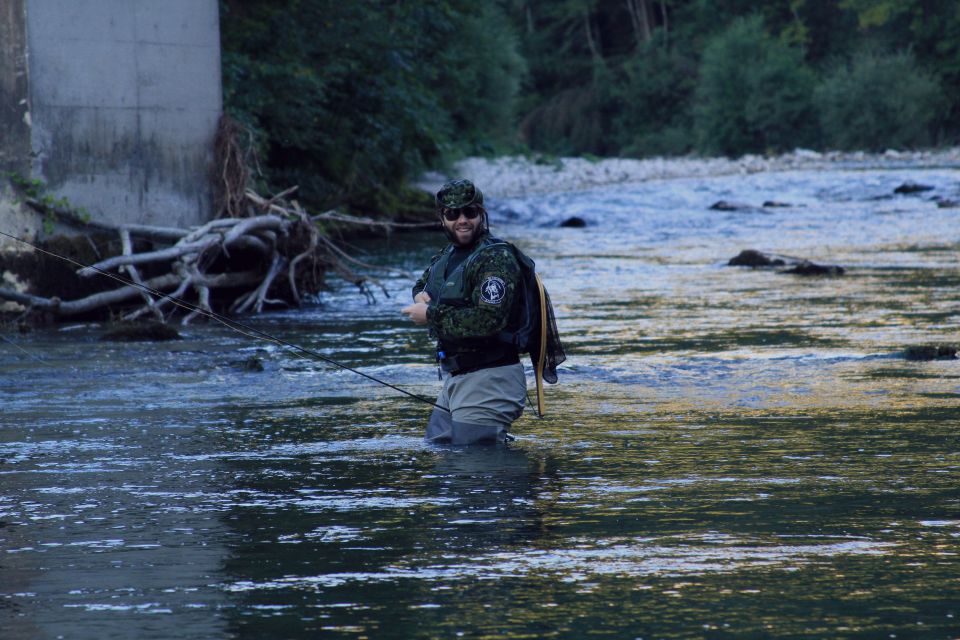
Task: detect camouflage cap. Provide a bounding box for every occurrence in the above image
[436,179,483,209]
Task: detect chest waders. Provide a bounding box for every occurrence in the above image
[423,237,563,418]
[423,237,519,378]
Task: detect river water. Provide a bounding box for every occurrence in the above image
[2,165,959,639]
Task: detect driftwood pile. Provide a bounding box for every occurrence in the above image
[0,189,433,323]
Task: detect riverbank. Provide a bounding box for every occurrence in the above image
[417,148,960,198]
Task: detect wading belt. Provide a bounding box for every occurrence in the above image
[439,348,519,377]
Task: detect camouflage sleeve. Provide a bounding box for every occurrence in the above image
[427,245,520,341]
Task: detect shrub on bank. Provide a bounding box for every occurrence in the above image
[693,15,817,156]
[814,50,946,151]
[613,38,696,157]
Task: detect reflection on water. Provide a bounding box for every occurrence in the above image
[2,167,959,638]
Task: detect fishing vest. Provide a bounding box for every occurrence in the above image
[423,236,511,309]
[424,235,566,410]
[423,236,520,369]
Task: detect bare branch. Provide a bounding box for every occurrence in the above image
[78,237,219,276]
[222,215,285,247]
[120,228,164,321]
[16,186,399,321]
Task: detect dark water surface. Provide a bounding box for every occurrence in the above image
[2,167,959,639]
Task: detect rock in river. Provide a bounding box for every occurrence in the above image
[559,216,587,228]
[710,200,756,211]
[904,345,958,361]
[894,181,934,194]
[728,249,786,267]
[782,261,845,276]
[100,320,182,342]
[728,250,844,276]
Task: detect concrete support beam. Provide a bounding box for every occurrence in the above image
[22,0,223,228]
[0,0,31,177]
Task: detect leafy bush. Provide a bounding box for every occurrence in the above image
[814,49,945,151]
[693,15,817,156]
[432,4,526,157]
[220,0,523,211]
[613,38,696,157]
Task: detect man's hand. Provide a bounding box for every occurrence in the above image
[402,297,430,325]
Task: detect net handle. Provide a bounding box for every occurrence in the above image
[534,272,547,417]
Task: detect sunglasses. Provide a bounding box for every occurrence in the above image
[441,207,481,222]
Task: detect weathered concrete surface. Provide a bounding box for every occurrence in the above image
[23,0,222,228]
[0,0,31,177]
[0,0,40,255]
[0,188,39,310]
[0,190,40,250]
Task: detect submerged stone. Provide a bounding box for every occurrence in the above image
[904,345,958,361]
[728,249,786,267]
[894,181,934,194]
[782,261,845,276]
[100,320,181,342]
[727,249,845,276]
[241,356,265,372]
[728,250,844,276]
[559,216,587,228]
[710,200,754,211]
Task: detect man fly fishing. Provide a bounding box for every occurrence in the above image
[401,179,564,445]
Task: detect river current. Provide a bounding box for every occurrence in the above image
[2,165,959,639]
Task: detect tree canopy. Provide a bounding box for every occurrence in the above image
[220,0,960,210]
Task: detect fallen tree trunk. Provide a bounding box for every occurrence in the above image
[3,190,415,323]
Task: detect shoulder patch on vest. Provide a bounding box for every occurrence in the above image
[479,276,506,304]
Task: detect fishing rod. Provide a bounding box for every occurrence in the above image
[0,229,447,412]
[0,331,60,368]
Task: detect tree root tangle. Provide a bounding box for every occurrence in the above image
[1,190,416,324]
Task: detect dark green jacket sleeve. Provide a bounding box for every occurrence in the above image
[426,245,520,341]
[412,266,430,300]
[412,250,443,300]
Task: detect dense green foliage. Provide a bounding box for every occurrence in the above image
[220,0,960,209]
[814,50,945,151]
[693,16,816,156]
[613,38,696,157]
[220,0,523,211]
